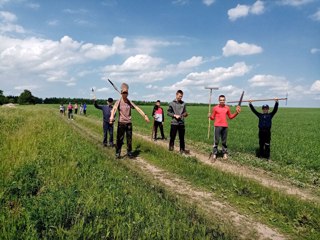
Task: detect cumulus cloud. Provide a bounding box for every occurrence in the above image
[310,80,320,92]
[223,40,263,57]
[228,0,264,21]
[163,62,251,91]
[14,85,39,91]
[0,11,25,33]
[203,0,215,6]
[133,38,180,54]
[310,9,320,21]
[278,0,314,6]
[248,75,289,92]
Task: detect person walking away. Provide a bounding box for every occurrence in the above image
[208,95,241,160]
[152,100,166,140]
[249,99,278,160]
[67,102,74,120]
[109,83,149,159]
[83,103,87,116]
[94,97,115,147]
[74,102,78,114]
[167,90,188,154]
[59,103,65,116]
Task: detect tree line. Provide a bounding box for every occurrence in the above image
[1,89,207,106]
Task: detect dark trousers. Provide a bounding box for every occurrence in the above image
[154,121,165,139]
[259,128,271,158]
[213,126,228,154]
[169,124,185,151]
[116,123,132,154]
[68,110,73,119]
[103,121,114,145]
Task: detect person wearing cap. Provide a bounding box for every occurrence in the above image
[167,90,189,154]
[208,95,241,160]
[94,97,115,147]
[249,99,279,159]
[109,83,149,158]
[152,100,166,140]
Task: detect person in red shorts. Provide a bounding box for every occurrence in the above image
[208,95,241,160]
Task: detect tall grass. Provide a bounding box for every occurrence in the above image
[0,106,233,239]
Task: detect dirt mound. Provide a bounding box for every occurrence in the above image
[2,103,17,108]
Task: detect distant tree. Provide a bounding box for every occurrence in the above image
[0,90,8,105]
[18,89,36,105]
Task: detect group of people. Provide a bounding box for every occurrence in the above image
[94,82,279,161]
[59,102,87,119]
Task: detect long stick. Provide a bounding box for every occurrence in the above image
[107,79,150,122]
[205,87,218,139]
[227,97,287,103]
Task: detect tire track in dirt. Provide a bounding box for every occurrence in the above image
[135,132,320,204]
[66,116,287,240]
[74,114,320,204]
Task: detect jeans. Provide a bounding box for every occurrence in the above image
[213,126,228,154]
[116,123,132,154]
[103,121,114,145]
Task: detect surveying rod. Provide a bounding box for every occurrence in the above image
[205,87,219,139]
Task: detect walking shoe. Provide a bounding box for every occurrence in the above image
[169,146,174,151]
[209,153,217,161]
[180,150,190,155]
[223,153,228,160]
[115,153,120,159]
[127,152,134,159]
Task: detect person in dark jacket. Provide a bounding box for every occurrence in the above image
[167,90,188,154]
[152,100,165,140]
[249,99,278,159]
[94,97,115,147]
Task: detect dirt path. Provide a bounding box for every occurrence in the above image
[75,114,320,204]
[67,117,287,240]
[135,132,320,204]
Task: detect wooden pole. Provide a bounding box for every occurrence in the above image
[227,97,287,103]
[205,87,219,139]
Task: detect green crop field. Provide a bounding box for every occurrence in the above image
[1,104,320,239]
[87,103,320,188]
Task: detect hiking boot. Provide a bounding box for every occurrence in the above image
[223,153,228,160]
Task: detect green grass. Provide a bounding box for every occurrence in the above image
[73,113,320,239]
[0,106,234,239]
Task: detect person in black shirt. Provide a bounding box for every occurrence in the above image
[249,99,278,159]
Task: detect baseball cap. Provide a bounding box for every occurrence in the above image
[262,104,269,109]
[107,98,113,103]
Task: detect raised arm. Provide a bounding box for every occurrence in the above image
[129,100,150,122]
[249,102,260,117]
[93,100,102,110]
[270,100,279,117]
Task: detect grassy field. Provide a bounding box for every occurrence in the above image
[87,103,320,188]
[2,104,320,239]
[0,106,233,239]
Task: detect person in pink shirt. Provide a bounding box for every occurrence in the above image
[208,95,241,160]
[152,100,166,140]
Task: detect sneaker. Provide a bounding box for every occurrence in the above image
[223,153,228,160]
[209,153,217,161]
[115,153,120,159]
[127,152,134,158]
[180,150,190,155]
[169,146,174,151]
[103,143,107,147]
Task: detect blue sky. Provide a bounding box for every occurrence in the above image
[0,0,319,107]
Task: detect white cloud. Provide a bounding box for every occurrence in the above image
[177,56,203,69]
[310,9,320,21]
[310,80,320,92]
[311,48,320,54]
[133,38,180,54]
[0,11,17,22]
[164,62,251,92]
[203,0,215,6]
[278,0,314,6]
[47,20,59,26]
[223,40,263,57]
[96,87,109,92]
[228,1,264,21]
[248,75,289,91]
[26,3,40,10]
